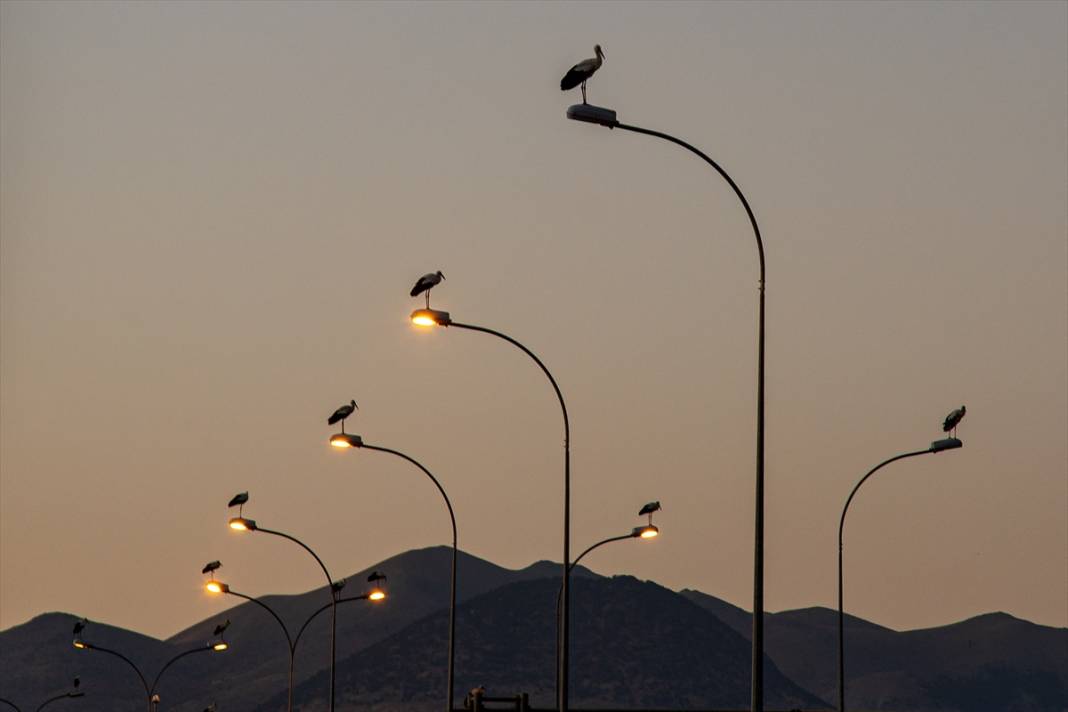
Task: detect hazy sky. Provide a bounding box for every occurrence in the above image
[2,0,1065,640]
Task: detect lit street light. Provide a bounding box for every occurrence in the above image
[226,493,343,712]
[567,101,768,712]
[837,433,964,711]
[329,429,458,712]
[202,562,385,712]
[72,619,228,712]
[410,303,573,712]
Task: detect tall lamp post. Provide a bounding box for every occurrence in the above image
[410,307,572,712]
[227,497,342,712]
[837,435,963,711]
[566,102,767,711]
[73,622,229,711]
[555,506,660,701]
[203,565,386,712]
[329,432,458,712]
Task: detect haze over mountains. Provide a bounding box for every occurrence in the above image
[2,547,1065,711]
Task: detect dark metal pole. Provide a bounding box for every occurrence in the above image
[0,699,19,711]
[358,443,458,712]
[147,646,214,709]
[33,693,83,712]
[255,526,337,712]
[554,533,634,702]
[837,439,961,711]
[606,120,767,712]
[75,642,150,710]
[222,589,295,712]
[445,320,571,712]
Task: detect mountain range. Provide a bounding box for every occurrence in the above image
[2,546,1064,711]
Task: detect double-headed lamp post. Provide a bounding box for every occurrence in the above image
[566,102,767,711]
[73,621,228,711]
[203,564,385,712]
[410,306,573,712]
[837,435,963,711]
[0,680,84,712]
[329,432,457,712]
[227,499,343,712]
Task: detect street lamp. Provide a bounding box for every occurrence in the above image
[329,429,458,712]
[410,304,572,712]
[73,620,228,712]
[555,504,661,701]
[226,493,343,712]
[0,679,85,712]
[203,563,385,712]
[837,434,963,711]
[567,100,768,712]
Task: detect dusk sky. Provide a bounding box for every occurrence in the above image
[2,0,1065,640]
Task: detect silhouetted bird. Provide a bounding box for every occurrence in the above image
[227,492,248,508]
[73,676,80,689]
[943,405,966,436]
[638,501,660,516]
[410,271,445,308]
[213,620,230,636]
[561,45,605,105]
[328,400,358,430]
[367,570,387,584]
[72,618,87,637]
[202,560,222,575]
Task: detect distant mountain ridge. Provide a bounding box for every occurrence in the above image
[3,546,1065,711]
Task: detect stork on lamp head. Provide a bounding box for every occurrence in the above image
[201,560,222,576]
[638,500,661,526]
[560,44,606,105]
[942,405,966,437]
[328,400,358,434]
[410,271,445,309]
[227,491,249,517]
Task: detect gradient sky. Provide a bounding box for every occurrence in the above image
[2,0,1065,640]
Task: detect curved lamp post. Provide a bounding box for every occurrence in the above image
[566,101,767,711]
[411,306,572,712]
[837,435,963,711]
[0,683,85,712]
[227,500,342,712]
[204,566,385,712]
[73,623,228,711]
[330,433,457,712]
[555,515,660,701]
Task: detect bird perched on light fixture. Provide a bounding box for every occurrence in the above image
[410,271,445,309]
[213,620,230,637]
[201,560,222,576]
[227,492,249,518]
[328,400,358,434]
[72,618,87,637]
[943,405,966,437]
[367,571,387,584]
[638,501,660,524]
[561,44,605,105]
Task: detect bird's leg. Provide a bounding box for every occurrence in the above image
[425,292,430,309]
[581,81,588,104]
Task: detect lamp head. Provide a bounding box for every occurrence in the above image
[73,640,88,650]
[368,588,387,602]
[205,580,229,594]
[633,525,660,539]
[212,641,229,652]
[930,437,963,453]
[410,308,451,327]
[566,103,618,127]
[228,516,257,532]
[330,433,363,449]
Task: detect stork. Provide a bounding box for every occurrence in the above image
[367,570,387,584]
[72,618,87,637]
[202,560,222,575]
[560,44,605,105]
[328,400,358,434]
[638,501,661,526]
[227,491,248,517]
[410,271,445,309]
[213,619,230,637]
[943,405,966,437]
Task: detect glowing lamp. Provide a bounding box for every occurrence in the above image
[368,588,386,602]
[330,433,363,449]
[229,517,257,532]
[212,642,229,652]
[73,640,87,649]
[633,525,659,539]
[410,309,451,327]
[205,580,229,594]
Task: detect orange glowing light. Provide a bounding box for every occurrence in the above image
[368,588,386,601]
[639,526,659,539]
[212,642,229,652]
